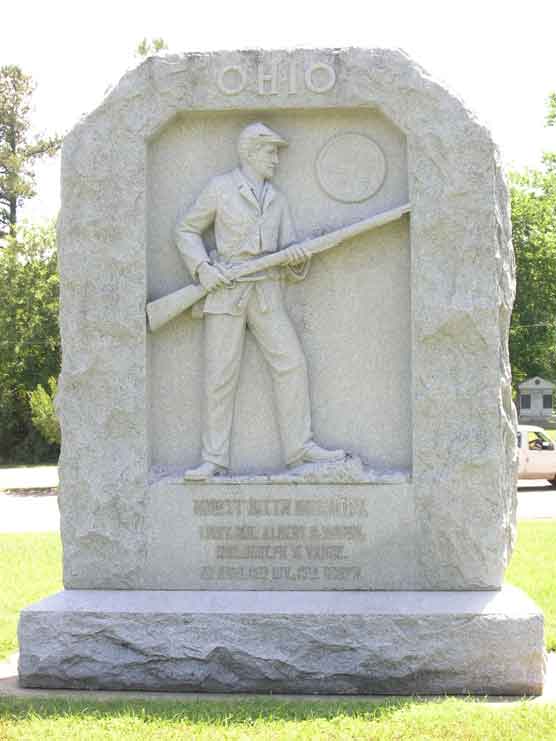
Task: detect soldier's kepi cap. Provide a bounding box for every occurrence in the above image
[238,122,288,150]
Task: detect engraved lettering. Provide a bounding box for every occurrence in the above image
[214,62,337,97]
[248,566,269,580]
[199,526,234,540]
[296,566,320,581]
[258,64,279,95]
[272,566,292,580]
[198,524,365,545]
[217,65,247,95]
[200,564,362,584]
[216,544,289,560]
[305,544,346,560]
[305,62,336,93]
[214,542,349,562]
[260,525,305,540]
[323,566,362,580]
[193,499,245,516]
[200,565,246,580]
[309,525,366,542]
[248,498,292,516]
[294,497,368,517]
[288,60,297,95]
[194,497,367,519]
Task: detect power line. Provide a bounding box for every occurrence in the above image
[510,317,556,327]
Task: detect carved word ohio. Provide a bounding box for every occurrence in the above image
[216,61,337,96]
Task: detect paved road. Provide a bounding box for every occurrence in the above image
[0,465,59,533]
[0,467,555,533]
[517,479,556,519]
[0,492,60,533]
[0,465,58,490]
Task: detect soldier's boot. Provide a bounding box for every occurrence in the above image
[184,461,228,481]
[290,441,345,467]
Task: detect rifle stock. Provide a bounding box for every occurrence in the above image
[147,284,207,332]
[146,202,410,332]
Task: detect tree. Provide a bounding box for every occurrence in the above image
[0,222,60,462]
[0,66,61,239]
[509,93,556,386]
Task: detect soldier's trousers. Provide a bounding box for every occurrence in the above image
[202,286,312,468]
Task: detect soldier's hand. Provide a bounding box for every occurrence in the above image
[287,245,311,266]
[198,262,233,292]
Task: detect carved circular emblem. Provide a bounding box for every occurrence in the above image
[316,133,387,203]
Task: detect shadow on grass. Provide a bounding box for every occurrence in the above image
[0,487,57,497]
[518,483,556,492]
[0,695,447,724]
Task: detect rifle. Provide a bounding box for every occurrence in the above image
[146,202,411,332]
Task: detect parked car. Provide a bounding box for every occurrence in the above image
[517,425,556,485]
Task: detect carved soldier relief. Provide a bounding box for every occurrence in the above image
[148,121,410,483]
[176,124,349,480]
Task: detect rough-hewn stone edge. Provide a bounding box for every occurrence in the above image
[18,587,545,695]
[494,148,519,564]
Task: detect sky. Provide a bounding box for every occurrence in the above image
[2,0,555,222]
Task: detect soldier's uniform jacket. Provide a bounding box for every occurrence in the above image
[176,168,307,316]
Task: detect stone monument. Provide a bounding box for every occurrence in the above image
[18,48,546,694]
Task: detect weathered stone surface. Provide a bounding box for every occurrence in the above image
[55,47,516,591]
[18,587,545,694]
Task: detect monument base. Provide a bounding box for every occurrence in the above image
[18,586,545,695]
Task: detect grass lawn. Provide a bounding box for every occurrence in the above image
[0,533,62,660]
[0,696,555,740]
[506,520,556,651]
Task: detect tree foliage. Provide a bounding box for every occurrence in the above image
[547,92,556,128]
[29,376,60,446]
[135,38,168,58]
[0,222,60,462]
[509,100,556,386]
[0,66,61,239]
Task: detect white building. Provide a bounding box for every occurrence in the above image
[518,376,555,422]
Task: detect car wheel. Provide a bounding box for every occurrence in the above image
[549,478,556,488]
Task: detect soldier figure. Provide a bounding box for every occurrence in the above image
[176,122,344,480]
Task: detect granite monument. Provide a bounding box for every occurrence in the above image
[18,47,546,694]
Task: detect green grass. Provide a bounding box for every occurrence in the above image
[0,533,62,660]
[0,697,555,740]
[506,520,556,651]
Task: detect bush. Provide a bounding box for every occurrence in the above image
[29,377,60,446]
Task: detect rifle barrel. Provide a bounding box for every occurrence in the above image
[227,203,410,281]
[146,202,411,331]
